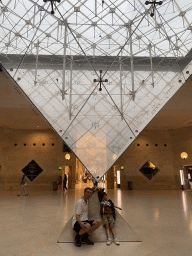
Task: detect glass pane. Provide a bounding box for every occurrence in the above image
[0,0,192,180]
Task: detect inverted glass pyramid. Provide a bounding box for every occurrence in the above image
[0,0,192,180]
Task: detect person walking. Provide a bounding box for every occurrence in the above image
[17,174,28,196]
[63,174,68,191]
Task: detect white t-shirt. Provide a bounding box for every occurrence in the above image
[72,197,88,227]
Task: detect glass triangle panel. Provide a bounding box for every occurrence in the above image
[0,0,192,181]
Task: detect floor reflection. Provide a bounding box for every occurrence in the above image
[153,208,159,221]
[116,188,122,209]
[2,190,192,256]
[181,191,188,219]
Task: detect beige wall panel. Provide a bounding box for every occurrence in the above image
[1,126,192,191]
[115,130,176,190]
[0,128,76,191]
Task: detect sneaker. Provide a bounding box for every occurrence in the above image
[81,233,94,245]
[106,238,112,246]
[75,234,81,247]
[114,237,120,245]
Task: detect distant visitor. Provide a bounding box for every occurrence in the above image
[17,174,28,196]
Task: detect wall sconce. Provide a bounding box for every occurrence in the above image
[65,153,70,160]
[180,152,188,160]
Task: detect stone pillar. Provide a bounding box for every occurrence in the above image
[68,166,76,189]
[107,166,114,189]
[183,166,189,190]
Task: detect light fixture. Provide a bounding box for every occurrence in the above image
[180,152,188,160]
[180,169,184,189]
[65,153,70,160]
[117,170,120,188]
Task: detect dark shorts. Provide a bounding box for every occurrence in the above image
[73,220,94,233]
[102,214,115,225]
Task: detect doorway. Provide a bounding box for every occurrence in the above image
[113,165,121,188]
[75,159,107,189]
[58,166,69,191]
[183,165,192,190]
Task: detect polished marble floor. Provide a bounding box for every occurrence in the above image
[1,184,192,256]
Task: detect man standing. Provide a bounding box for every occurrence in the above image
[63,173,68,191]
[72,187,101,247]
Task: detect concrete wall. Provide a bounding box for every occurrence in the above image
[1,126,192,191]
[113,128,191,190]
[0,127,76,191]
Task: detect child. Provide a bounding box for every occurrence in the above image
[100,192,122,246]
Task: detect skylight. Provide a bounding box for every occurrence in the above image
[0,0,192,180]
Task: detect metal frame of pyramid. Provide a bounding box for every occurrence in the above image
[0,0,192,180]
